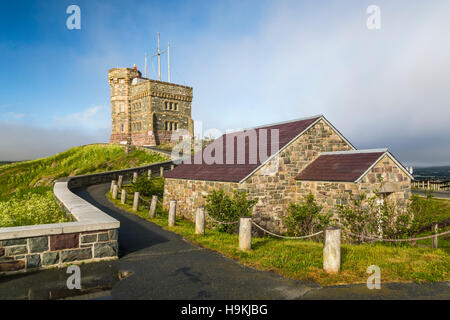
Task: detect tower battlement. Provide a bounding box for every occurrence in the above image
[109,66,193,146]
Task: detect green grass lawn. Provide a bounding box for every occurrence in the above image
[107,191,450,286]
[0,144,169,227]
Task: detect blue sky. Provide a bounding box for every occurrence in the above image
[0,0,449,166]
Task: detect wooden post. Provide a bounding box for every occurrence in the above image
[149,195,158,219]
[121,189,127,204]
[432,223,438,248]
[323,227,341,273]
[195,207,205,235]
[160,167,164,177]
[118,175,123,188]
[239,218,252,251]
[110,180,117,193]
[112,185,118,200]
[133,192,140,211]
[148,169,152,179]
[133,172,138,183]
[168,200,176,226]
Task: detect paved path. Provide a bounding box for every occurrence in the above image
[1,183,449,300]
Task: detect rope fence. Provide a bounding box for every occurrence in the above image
[251,221,324,239]
[346,230,450,242]
[205,212,239,225]
[109,173,448,274]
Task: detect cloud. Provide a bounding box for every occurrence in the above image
[0,121,109,161]
[0,105,110,161]
[53,105,109,131]
[3,112,25,120]
[182,0,450,166]
[1,1,449,166]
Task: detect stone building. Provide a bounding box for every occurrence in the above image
[164,115,413,233]
[108,65,194,146]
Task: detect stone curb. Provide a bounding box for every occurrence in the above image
[0,182,120,241]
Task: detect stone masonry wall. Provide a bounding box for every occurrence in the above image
[163,178,239,220]
[295,154,411,216]
[0,229,118,274]
[163,119,354,232]
[241,119,353,233]
[109,67,193,146]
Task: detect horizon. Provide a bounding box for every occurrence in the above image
[1,0,449,166]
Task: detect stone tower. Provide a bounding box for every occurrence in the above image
[108,65,194,146]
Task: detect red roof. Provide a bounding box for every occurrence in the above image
[295,150,386,182]
[165,116,322,182]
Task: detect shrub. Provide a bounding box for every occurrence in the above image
[284,193,332,236]
[337,191,414,242]
[407,191,444,236]
[131,176,165,198]
[204,189,257,233]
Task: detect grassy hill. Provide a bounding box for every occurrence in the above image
[0,144,168,227]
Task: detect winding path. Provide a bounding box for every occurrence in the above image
[0,183,448,300]
[73,183,320,299]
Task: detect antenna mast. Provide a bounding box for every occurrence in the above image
[168,42,171,82]
[157,32,161,80]
[152,33,168,81]
[144,53,148,78]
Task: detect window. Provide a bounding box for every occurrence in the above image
[120,103,125,113]
[165,102,168,110]
[169,102,173,110]
[174,103,178,111]
[164,121,178,131]
[120,124,124,132]
[119,79,124,84]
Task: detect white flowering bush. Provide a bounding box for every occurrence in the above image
[0,190,70,227]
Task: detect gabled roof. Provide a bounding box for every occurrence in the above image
[295,149,414,182]
[166,115,352,183]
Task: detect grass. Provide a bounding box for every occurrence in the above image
[0,144,169,227]
[108,191,450,286]
[414,195,450,249]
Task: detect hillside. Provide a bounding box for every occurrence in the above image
[0,144,168,227]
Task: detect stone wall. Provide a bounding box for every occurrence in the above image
[66,160,173,189]
[241,118,353,233]
[163,119,354,232]
[296,154,411,215]
[0,229,118,274]
[163,120,411,235]
[163,178,238,220]
[109,67,193,146]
